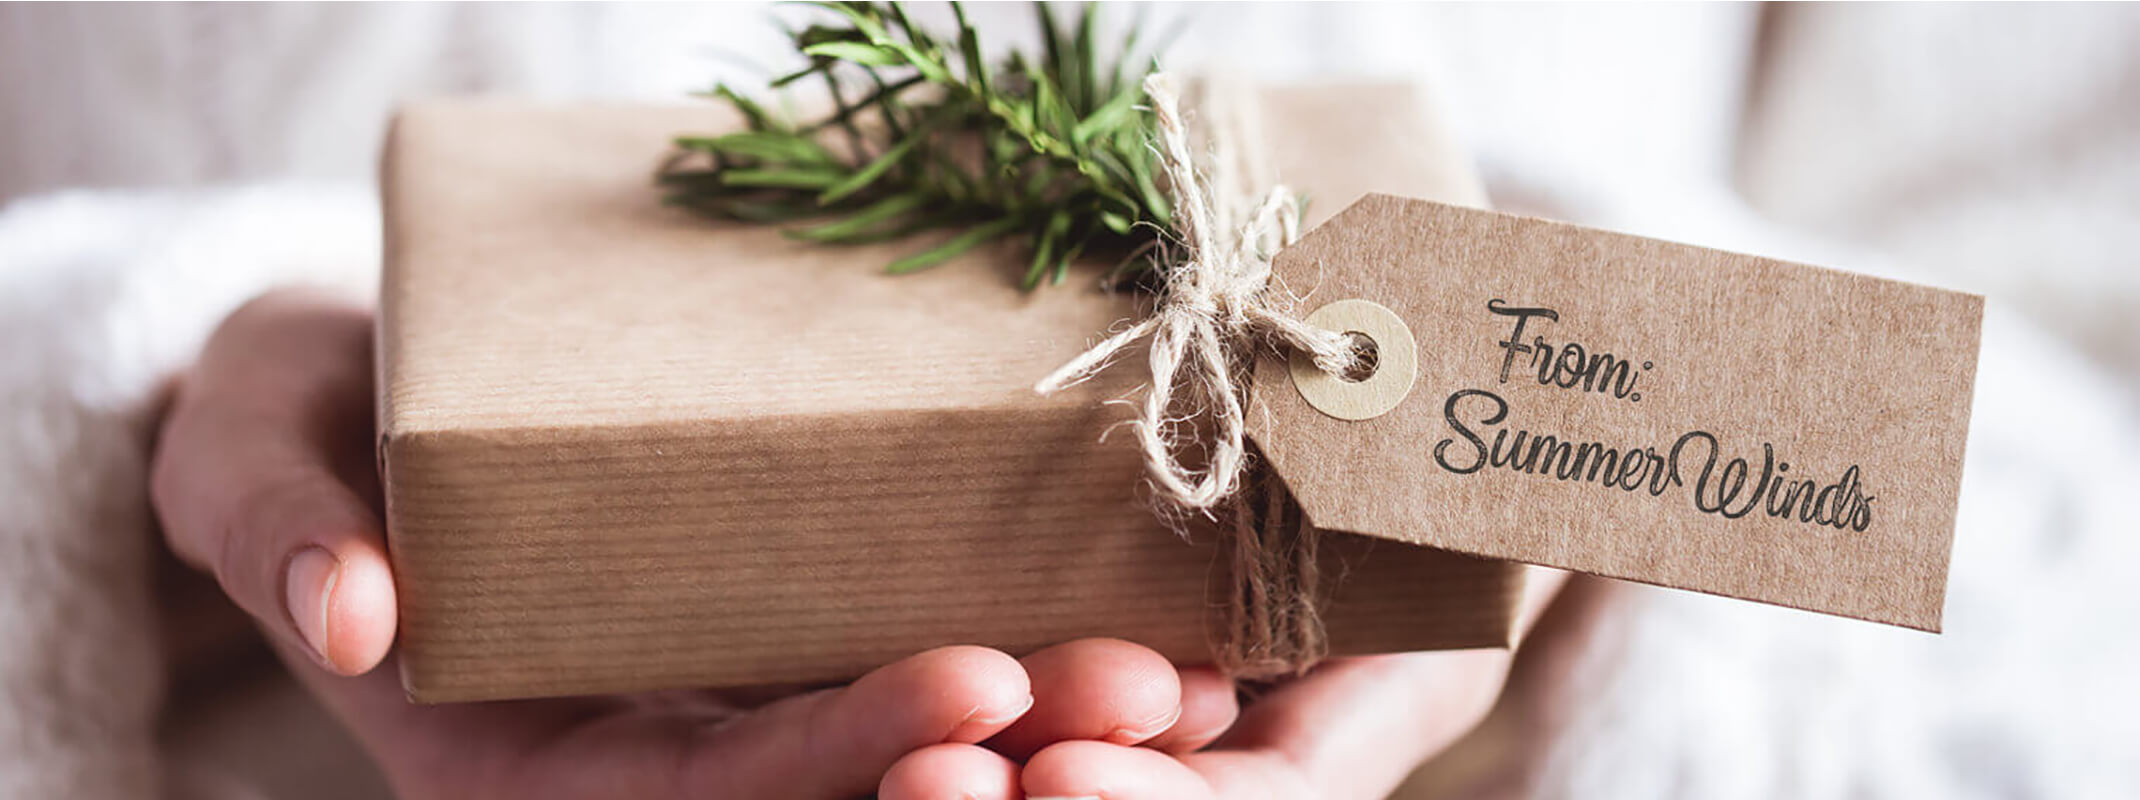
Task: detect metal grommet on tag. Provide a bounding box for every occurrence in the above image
[1289,299,1417,421]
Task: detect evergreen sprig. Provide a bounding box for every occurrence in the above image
[660,1,1175,289]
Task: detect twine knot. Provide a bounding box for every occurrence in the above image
[1035,74,1358,510]
[1034,74,1359,679]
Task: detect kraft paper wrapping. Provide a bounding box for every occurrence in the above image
[379,86,1523,703]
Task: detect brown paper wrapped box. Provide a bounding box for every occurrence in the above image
[379,85,1525,703]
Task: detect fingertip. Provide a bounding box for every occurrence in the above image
[320,547,397,675]
[1022,740,1113,797]
[1023,740,1210,800]
[951,690,1037,745]
[879,645,1034,744]
[674,646,1031,799]
[283,547,338,670]
[1142,667,1237,754]
[990,638,1182,760]
[1074,640,1181,743]
[879,743,1020,800]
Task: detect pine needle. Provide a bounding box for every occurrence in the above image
[662,1,1175,288]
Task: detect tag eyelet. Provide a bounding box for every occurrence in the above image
[1289,299,1417,421]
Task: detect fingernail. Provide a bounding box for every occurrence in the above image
[286,547,340,669]
[1104,704,1183,745]
[949,693,1034,743]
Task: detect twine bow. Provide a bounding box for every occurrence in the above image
[1034,75,1361,678]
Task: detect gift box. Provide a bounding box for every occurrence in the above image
[378,85,1525,703]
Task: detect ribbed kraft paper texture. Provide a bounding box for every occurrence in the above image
[379,87,1523,702]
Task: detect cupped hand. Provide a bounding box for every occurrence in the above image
[147,289,1223,799]
[884,569,1571,800]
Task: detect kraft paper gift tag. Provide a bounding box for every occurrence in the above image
[1250,194,1982,630]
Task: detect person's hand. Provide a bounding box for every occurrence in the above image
[148,289,1229,799]
[883,572,1575,800]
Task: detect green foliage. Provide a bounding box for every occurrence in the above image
[660,1,1175,289]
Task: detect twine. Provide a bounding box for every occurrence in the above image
[1034,75,1359,679]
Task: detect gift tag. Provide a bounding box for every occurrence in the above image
[1248,194,1983,630]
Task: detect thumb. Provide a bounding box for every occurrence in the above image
[151,290,397,675]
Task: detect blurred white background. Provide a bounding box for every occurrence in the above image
[2,3,2136,798]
